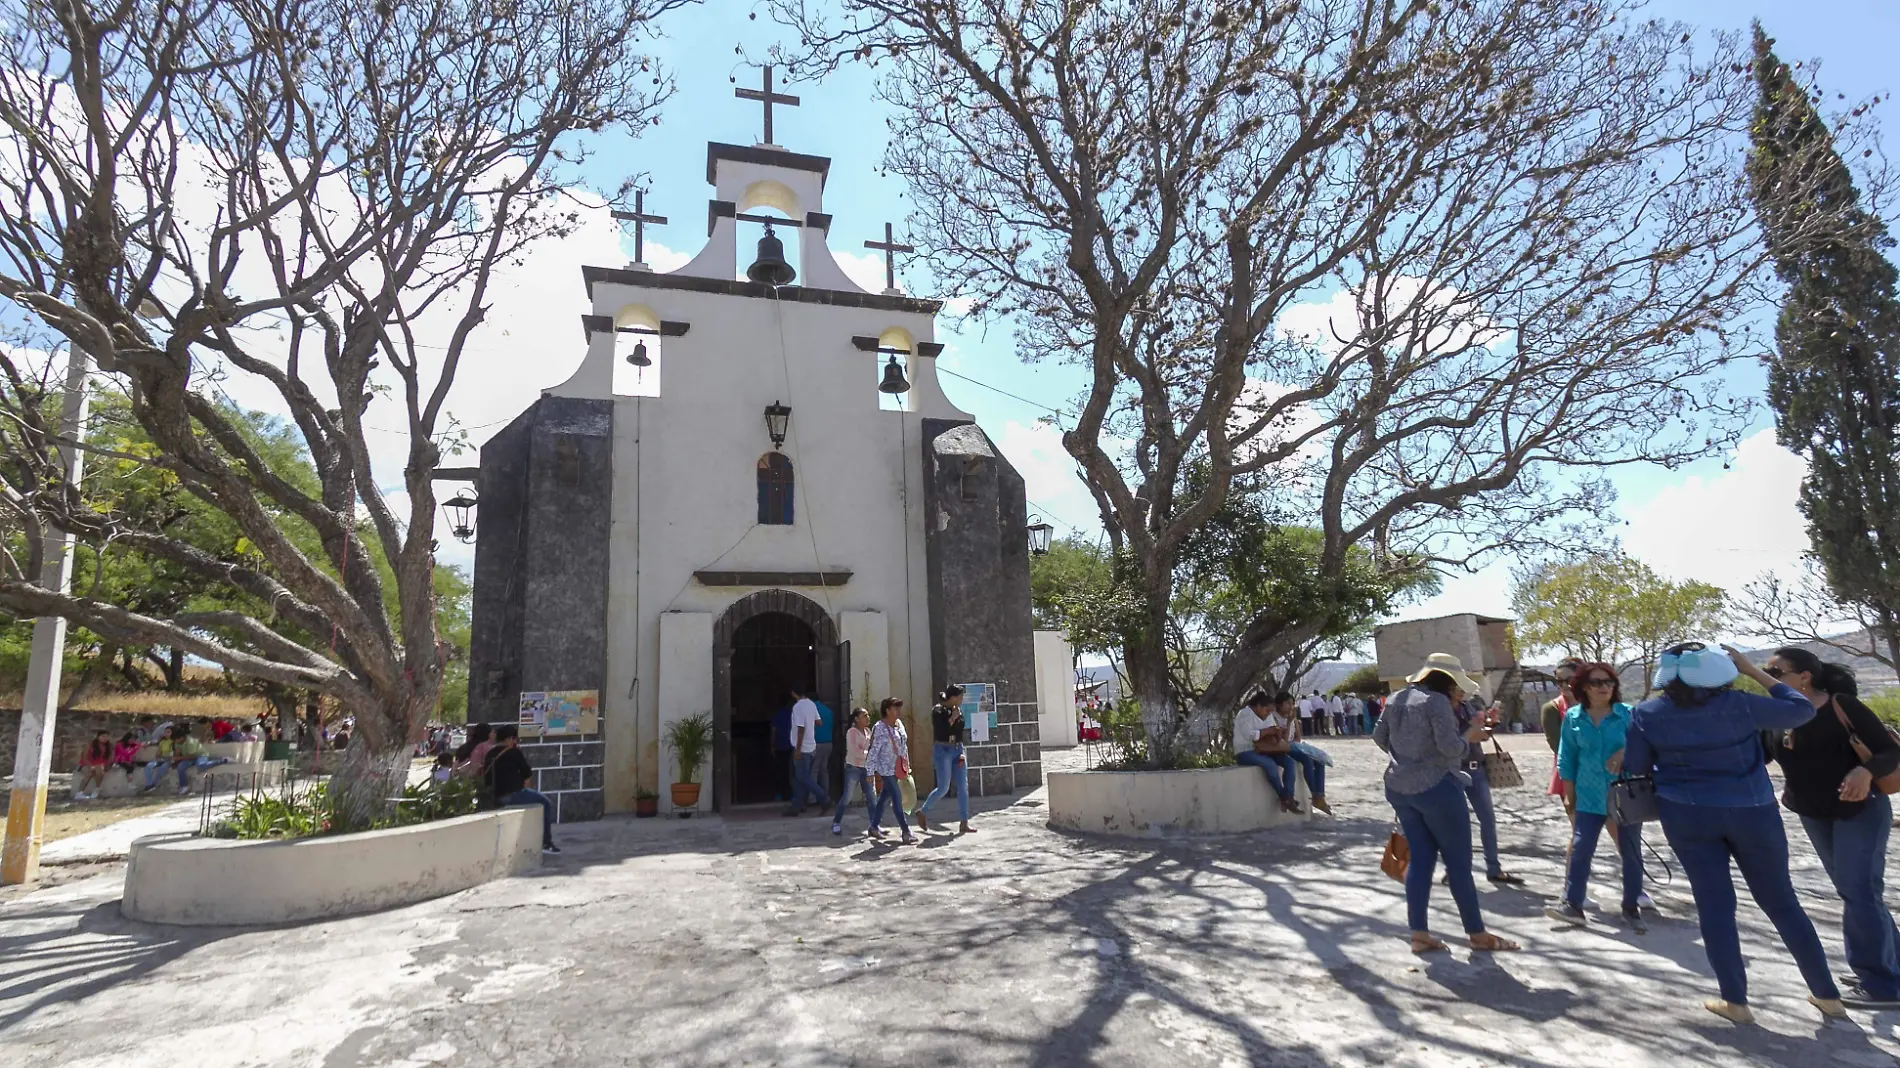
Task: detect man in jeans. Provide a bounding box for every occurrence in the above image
[916,684,975,835]
[485,725,560,853]
[784,686,830,816]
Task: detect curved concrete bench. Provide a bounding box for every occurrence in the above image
[1048,763,1311,837]
[94,760,287,798]
[122,808,541,925]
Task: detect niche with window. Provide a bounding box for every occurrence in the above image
[757,452,795,525]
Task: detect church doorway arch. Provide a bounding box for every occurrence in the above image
[712,590,840,811]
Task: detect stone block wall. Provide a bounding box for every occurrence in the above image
[0,708,230,774]
[466,396,614,823]
[920,419,1041,798]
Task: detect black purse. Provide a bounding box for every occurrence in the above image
[1607,775,1660,826]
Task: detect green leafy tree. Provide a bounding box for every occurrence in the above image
[1512,551,1726,684]
[1745,25,1900,669]
[1028,536,1144,669]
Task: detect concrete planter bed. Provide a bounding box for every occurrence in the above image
[122,808,541,926]
[1047,764,1310,837]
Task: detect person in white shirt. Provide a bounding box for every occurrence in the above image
[1298,692,1317,736]
[1326,693,1346,735]
[1234,691,1303,813]
[783,685,831,817]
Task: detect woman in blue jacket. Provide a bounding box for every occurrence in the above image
[1547,662,1646,932]
[1623,642,1843,1023]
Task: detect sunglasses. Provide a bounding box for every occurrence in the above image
[1583,678,1616,688]
[1764,666,1784,679]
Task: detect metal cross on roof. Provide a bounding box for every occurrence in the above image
[735,65,799,145]
[864,222,915,294]
[610,190,667,266]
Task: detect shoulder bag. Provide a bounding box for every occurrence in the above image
[1482,739,1523,789]
[1607,775,1660,826]
[1380,824,1410,883]
[1833,698,1900,796]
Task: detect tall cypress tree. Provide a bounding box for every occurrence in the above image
[1746,24,1900,667]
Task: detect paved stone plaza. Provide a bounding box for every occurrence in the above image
[4,735,1900,1067]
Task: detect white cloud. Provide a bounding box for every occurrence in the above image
[991,419,1101,540]
[1620,429,1810,595]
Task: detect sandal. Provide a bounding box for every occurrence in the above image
[1410,933,1449,954]
[1469,932,1521,952]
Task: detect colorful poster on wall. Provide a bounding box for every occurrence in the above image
[517,690,599,737]
[957,682,998,743]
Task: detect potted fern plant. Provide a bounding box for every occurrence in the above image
[633,788,659,818]
[664,712,713,815]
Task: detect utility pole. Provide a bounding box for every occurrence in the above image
[2,345,90,885]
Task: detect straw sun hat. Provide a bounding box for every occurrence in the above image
[1407,653,1481,694]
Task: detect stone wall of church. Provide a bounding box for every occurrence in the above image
[921,419,1041,796]
[466,396,614,822]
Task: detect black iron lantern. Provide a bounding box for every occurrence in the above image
[627,339,651,367]
[1027,516,1053,556]
[444,489,478,543]
[878,354,911,394]
[763,401,792,449]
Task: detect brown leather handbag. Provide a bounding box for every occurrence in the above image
[1380,825,1410,882]
[1833,698,1900,795]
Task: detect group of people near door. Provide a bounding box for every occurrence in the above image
[1363,643,1900,1023]
[803,685,982,842]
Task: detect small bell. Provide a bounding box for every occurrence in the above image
[626,339,651,367]
[746,221,797,286]
[878,354,911,394]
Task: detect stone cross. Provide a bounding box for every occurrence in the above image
[863,222,915,294]
[611,190,667,267]
[735,65,799,145]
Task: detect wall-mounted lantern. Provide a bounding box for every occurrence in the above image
[1027,516,1054,556]
[763,401,792,450]
[444,489,478,543]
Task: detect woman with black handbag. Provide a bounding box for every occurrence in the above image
[1623,642,1842,1024]
[1546,662,1647,932]
[1766,648,1900,1010]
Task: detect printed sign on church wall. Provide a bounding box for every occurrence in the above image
[518,690,600,737]
[958,682,998,743]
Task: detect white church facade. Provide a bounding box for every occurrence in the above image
[465,127,1043,819]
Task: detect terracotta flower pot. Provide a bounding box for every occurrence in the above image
[635,797,658,818]
[670,782,701,813]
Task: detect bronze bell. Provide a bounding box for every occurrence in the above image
[747,221,797,286]
[626,339,651,367]
[878,353,911,394]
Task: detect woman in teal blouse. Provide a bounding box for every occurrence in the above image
[1547,662,1647,931]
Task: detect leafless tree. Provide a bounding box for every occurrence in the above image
[0,0,686,817]
[1737,558,1898,673]
[771,0,1876,754]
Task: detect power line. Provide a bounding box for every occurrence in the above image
[935,364,1069,418]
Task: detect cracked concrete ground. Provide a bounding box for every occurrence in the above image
[4,735,1900,1067]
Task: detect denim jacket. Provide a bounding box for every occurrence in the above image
[1558,702,1632,816]
[1624,683,1816,807]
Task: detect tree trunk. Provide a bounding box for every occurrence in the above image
[59,641,117,712]
[328,740,411,831]
[1123,589,1179,765]
[163,646,184,691]
[1187,616,1327,742]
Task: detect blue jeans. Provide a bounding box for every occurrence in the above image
[1566,810,1645,909]
[790,751,830,811]
[1235,751,1297,800]
[1658,798,1839,1004]
[868,774,910,835]
[1288,749,1325,798]
[832,764,876,825]
[1389,774,1486,935]
[1800,793,1900,999]
[501,787,555,847]
[1462,764,1502,877]
[174,755,229,788]
[920,743,969,822]
[142,760,172,788]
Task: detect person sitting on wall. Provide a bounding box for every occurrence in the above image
[73,730,114,801]
[140,726,179,792]
[167,724,231,795]
[483,724,560,854]
[1233,691,1303,814]
[111,731,143,778]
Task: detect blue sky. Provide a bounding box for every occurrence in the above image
[438,0,1897,632]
